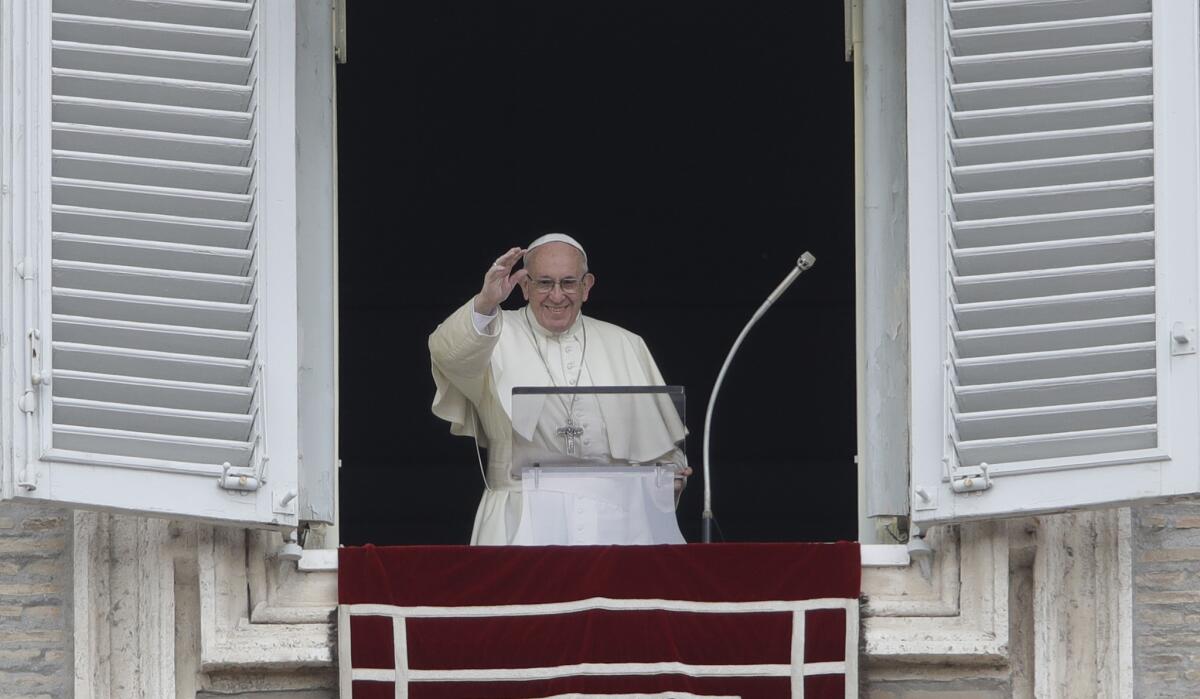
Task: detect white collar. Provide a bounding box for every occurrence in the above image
[523,305,585,340]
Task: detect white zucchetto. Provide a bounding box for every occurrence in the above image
[524,233,588,268]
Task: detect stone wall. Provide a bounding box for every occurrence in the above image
[0,503,71,699]
[0,498,1174,698]
[1133,499,1200,696]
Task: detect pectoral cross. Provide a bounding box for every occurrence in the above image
[557,418,585,456]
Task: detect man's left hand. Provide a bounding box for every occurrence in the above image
[674,466,693,493]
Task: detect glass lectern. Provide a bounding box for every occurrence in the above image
[509,386,687,545]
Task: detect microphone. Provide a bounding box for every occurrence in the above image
[701,252,815,543]
[767,252,815,304]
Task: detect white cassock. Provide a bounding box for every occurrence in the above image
[428,298,686,545]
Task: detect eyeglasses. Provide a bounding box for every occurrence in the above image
[528,277,583,295]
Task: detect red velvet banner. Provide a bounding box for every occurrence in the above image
[340,543,860,699]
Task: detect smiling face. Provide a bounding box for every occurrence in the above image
[520,242,594,334]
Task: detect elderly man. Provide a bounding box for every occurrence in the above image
[429,233,689,545]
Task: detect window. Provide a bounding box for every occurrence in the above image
[335,1,859,545]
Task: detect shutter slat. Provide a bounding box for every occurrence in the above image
[952,122,1152,165]
[951,177,1154,219]
[53,150,251,193]
[956,396,1156,440]
[950,13,1152,56]
[52,177,252,220]
[954,286,1154,330]
[53,68,252,112]
[52,12,252,56]
[52,40,251,84]
[54,397,253,441]
[952,204,1154,247]
[53,0,253,30]
[53,205,252,248]
[53,341,252,385]
[956,424,1157,465]
[951,40,1151,82]
[53,369,253,413]
[951,67,1151,111]
[54,123,252,166]
[53,96,252,139]
[53,424,253,467]
[53,231,251,276]
[954,315,1155,357]
[954,341,1156,384]
[953,231,1154,275]
[953,260,1155,302]
[52,260,252,303]
[53,315,252,359]
[949,0,1151,30]
[954,368,1156,411]
[52,287,253,331]
[952,96,1152,138]
[952,149,1152,192]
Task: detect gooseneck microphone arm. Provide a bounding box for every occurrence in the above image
[701,252,816,543]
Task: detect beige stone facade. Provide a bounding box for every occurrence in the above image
[0,498,1174,698]
[11,498,1200,696]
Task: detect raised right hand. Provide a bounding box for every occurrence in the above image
[474,246,528,315]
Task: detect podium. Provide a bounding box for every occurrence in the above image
[509,386,687,545]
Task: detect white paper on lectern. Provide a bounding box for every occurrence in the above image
[511,466,685,545]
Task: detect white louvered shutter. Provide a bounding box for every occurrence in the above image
[2,0,299,527]
[908,0,1200,525]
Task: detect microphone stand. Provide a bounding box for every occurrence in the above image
[702,252,816,543]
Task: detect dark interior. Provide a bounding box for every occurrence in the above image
[336,1,857,545]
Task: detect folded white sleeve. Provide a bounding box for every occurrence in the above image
[472,308,500,336]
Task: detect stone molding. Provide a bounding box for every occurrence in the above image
[73,513,176,698]
[198,527,335,671]
[73,512,335,698]
[862,526,960,618]
[863,521,1010,664]
[1032,508,1133,699]
[246,531,338,625]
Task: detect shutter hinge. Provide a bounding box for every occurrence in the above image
[950,464,992,494]
[28,329,49,387]
[15,257,32,280]
[17,329,46,415]
[16,454,37,491]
